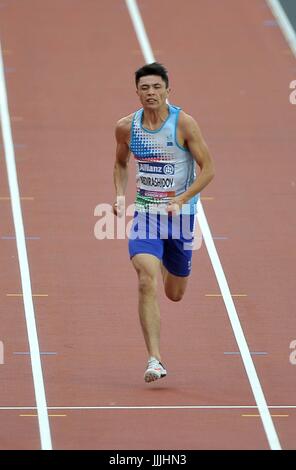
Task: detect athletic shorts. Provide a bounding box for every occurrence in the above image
[128,211,196,277]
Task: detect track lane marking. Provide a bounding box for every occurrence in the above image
[206,294,247,297]
[0,405,294,410]
[242,414,289,418]
[125,0,282,451]
[0,196,34,200]
[20,414,66,417]
[266,0,296,57]
[1,236,40,240]
[0,41,52,450]
[125,0,154,63]
[14,352,57,355]
[7,293,48,297]
[224,352,268,356]
[197,161,282,452]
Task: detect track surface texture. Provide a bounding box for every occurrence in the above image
[0,0,295,450]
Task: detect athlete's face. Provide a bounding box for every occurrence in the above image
[136,75,170,109]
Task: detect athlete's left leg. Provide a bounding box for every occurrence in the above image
[161,264,189,302]
[161,213,195,301]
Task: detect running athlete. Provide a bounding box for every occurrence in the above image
[113,63,215,383]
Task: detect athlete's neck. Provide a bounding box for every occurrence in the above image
[142,104,169,131]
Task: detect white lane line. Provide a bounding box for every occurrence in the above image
[197,202,281,450]
[0,405,295,410]
[0,41,52,450]
[266,0,296,57]
[125,0,154,63]
[124,0,282,451]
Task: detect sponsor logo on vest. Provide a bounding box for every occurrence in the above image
[138,162,175,175]
[163,164,174,175]
[139,163,163,173]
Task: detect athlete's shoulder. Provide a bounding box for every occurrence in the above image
[115,113,134,142]
[178,110,198,127]
[178,110,201,136]
[116,113,134,131]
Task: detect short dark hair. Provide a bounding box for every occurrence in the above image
[135,62,169,88]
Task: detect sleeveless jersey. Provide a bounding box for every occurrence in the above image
[129,104,199,214]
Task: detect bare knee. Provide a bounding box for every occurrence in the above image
[138,272,158,297]
[165,288,184,302]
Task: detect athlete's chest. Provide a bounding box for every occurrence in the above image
[131,126,188,160]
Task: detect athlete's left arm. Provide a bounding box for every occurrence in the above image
[167,114,215,213]
[181,114,215,203]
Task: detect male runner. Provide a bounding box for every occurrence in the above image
[113,63,215,383]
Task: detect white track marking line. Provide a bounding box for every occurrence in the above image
[196,203,281,449]
[124,0,282,451]
[125,0,154,63]
[266,0,296,57]
[0,405,295,410]
[0,41,52,450]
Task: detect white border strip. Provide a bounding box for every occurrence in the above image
[0,405,295,410]
[0,41,52,450]
[124,0,282,450]
[266,0,296,57]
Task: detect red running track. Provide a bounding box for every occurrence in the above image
[0,0,295,449]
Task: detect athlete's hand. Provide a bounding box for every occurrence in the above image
[166,197,185,215]
[113,195,125,217]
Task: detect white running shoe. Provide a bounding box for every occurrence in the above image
[144,357,167,383]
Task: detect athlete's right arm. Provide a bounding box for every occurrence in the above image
[113,116,132,216]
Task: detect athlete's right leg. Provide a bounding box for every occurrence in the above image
[131,254,162,361]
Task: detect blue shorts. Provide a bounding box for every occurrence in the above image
[128,211,196,277]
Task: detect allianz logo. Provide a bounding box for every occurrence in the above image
[163,164,174,175]
[138,163,175,175]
